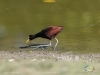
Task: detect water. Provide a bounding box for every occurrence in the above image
[0,0,100,53]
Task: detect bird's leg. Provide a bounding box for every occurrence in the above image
[48,40,51,46]
[32,45,42,50]
[33,47,39,50]
[54,37,58,50]
[39,45,45,49]
[39,40,51,48]
[32,45,45,50]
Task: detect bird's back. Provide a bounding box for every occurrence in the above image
[40,26,63,39]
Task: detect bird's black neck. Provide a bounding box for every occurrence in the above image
[34,32,50,40]
[34,32,42,38]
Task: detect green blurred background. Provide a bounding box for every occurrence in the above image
[0,0,100,53]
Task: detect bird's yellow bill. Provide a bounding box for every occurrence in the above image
[26,39,29,43]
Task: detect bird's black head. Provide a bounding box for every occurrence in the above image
[29,34,35,40]
[26,34,35,43]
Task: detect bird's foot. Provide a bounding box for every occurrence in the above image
[31,44,50,50]
[31,45,44,50]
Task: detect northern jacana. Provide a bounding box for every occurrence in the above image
[26,26,64,50]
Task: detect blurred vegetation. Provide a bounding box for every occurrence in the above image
[0,59,100,75]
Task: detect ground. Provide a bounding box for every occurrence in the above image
[0,50,100,75]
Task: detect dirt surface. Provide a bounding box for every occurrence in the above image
[0,50,100,62]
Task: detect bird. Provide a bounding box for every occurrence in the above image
[26,26,64,50]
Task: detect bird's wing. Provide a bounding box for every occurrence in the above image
[45,26,63,38]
